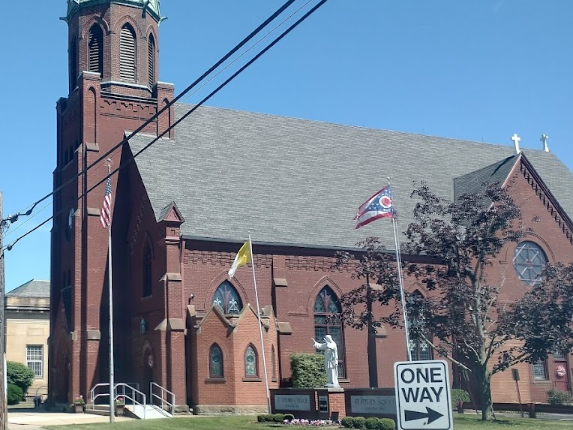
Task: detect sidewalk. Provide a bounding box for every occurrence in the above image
[8,410,133,430]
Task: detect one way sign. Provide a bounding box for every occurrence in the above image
[394,360,452,430]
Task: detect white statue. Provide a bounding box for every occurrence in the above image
[312,335,340,388]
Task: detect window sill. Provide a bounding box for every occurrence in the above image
[242,377,262,382]
[205,377,226,383]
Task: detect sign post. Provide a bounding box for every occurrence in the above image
[394,360,452,430]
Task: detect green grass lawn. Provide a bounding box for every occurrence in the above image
[43,414,573,430]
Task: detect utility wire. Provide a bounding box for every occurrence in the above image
[2,0,330,254]
[178,0,316,106]
[1,0,298,228]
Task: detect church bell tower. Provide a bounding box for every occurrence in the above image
[50,0,174,406]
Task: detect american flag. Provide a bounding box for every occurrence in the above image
[354,185,395,229]
[100,176,112,228]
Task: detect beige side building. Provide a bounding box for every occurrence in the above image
[6,280,50,400]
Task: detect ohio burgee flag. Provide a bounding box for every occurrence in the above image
[228,240,252,278]
[354,185,395,229]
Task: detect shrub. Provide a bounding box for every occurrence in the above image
[341,416,355,428]
[257,413,287,423]
[451,389,470,409]
[273,413,286,422]
[7,384,23,405]
[365,417,379,429]
[290,353,327,388]
[284,413,295,421]
[7,361,35,398]
[353,416,366,428]
[548,388,573,405]
[377,418,396,430]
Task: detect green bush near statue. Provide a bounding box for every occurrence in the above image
[290,353,327,388]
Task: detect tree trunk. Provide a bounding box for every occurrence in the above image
[477,367,493,421]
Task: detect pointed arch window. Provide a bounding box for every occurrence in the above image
[314,286,345,377]
[271,345,277,381]
[245,344,258,377]
[148,34,156,88]
[88,25,103,76]
[120,24,136,82]
[142,241,153,297]
[407,291,432,361]
[209,344,224,378]
[212,281,243,314]
[69,37,78,91]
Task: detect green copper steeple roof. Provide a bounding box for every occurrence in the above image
[66,0,161,22]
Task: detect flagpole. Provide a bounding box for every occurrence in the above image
[248,234,271,414]
[106,164,115,422]
[391,215,412,362]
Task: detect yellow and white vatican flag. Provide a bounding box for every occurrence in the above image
[228,240,252,279]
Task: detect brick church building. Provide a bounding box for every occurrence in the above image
[50,0,573,413]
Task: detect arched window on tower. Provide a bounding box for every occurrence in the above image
[88,25,103,76]
[314,286,346,377]
[142,241,153,297]
[148,34,156,88]
[212,281,243,314]
[69,37,78,91]
[209,344,224,378]
[245,344,259,378]
[120,24,136,82]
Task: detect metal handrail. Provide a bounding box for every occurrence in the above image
[34,386,48,398]
[90,382,112,409]
[89,382,147,419]
[116,383,147,419]
[150,382,175,416]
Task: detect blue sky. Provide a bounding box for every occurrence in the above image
[1,0,572,291]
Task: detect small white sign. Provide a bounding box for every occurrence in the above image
[394,360,452,430]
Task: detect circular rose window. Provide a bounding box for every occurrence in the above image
[513,241,547,285]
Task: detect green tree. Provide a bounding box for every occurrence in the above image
[7,361,35,398]
[404,182,573,421]
[335,237,400,387]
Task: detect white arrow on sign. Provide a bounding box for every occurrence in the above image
[394,360,453,430]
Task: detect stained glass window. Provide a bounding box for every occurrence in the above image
[513,241,547,285]
[143,242,153,297]
[314,286,345,377]
[209,344,223,378]
[213,281,243,314]
[245,345,258,377]
[407,291,432,361]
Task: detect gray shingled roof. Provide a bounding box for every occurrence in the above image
[129,104,573,250]
[7,280,50,298]
[454,155,518,200]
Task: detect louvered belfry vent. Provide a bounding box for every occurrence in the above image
[148,35,156,88]
[120,24,136,82]
[88,25,103,76]
[69,38,78,91]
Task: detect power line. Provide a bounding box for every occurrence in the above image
[1,0,299,229]
[2,0,330,255]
